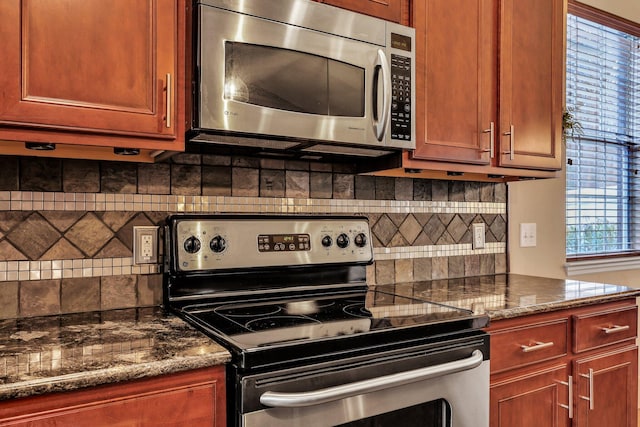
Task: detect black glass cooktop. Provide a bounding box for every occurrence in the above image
[179,288,489,358]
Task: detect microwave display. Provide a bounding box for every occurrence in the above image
[390,33,412,52]
[224,42,365,117]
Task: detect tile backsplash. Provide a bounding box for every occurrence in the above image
[0,154,506,319]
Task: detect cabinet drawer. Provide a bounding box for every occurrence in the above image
[490,318,568,374]
[573,305,637,353]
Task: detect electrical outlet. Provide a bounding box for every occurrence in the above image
[134,226,159,264]
[520,223,537,247]
[472,222,485,249]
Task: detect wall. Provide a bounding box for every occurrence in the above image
[0,154,506,319]
[508,0,640,286]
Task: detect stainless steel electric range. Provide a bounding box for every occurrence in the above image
[163,215,490,427]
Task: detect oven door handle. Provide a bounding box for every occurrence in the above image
[260,349,484,408]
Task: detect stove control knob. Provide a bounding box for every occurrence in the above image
[209,235,227,253]
[183,236,201,254]
[321,235,333,248]
[336,233,350,249]
[354,233,368,248]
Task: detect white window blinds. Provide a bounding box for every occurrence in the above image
[565,12,640,257]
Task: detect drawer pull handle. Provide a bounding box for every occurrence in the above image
[520,341,554,353]
[558,375,573,419]
[165,73,172,129]
[580,368,595,410]
[601,324,630,334]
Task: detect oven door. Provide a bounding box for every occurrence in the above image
[238,335,489,427]
[197,3,391,148]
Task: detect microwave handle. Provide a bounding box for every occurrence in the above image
[372,49,391,141]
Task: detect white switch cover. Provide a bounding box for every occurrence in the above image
[134,226,159,264]
[520,223,537,247]
[472,223,485,249]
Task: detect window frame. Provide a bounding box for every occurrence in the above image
[565,0,640,267]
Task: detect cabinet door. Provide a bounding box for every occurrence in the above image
[490,364,570,427]
[411,0,497,165]
[0,0,176,139]
[320,0,403,23]
[0,367,226,427]
[498,0,563,170]
[574,346,638,427]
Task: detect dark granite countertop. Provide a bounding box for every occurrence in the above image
[0,307,230,401]
[374,273,640,321]
[1,274,638,402]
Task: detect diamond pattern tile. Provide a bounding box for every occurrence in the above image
[65,213,114,257]
[490,215,507,241]
[372,215,397,246]
[446,215,467,243]
[399,215,422,244]
[424,216,446,243]
[6,213,61,259]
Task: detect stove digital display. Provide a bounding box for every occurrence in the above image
[258,234,311,252]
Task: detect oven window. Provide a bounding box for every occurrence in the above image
[224,42,365,117]
[334,399,451,427]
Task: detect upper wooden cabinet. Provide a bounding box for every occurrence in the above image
[498,0,564,170]
[318,0,407,23]
[398,0,563,179]
[0,0,186,161]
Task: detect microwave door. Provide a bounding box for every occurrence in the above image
[198,6,383,148]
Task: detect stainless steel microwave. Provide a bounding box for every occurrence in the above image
[191,0,415,158]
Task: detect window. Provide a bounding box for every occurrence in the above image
[565,2,640,259]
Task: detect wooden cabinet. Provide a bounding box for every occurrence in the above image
[0,0,187,162]
[573,347,638,427]
[367,0,563,181]
[490,364,570,427]
[498,0,564,170]
[317,0,407,23]
[0,366,226,426]
[486,300,638,427]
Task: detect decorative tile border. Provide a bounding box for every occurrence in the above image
[373,242,506,261]
[0,191,506,215]
[0,243,504,283]
[0,258,159,282]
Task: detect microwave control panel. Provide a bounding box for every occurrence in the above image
[390,54,412,141]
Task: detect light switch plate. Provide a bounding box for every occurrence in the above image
[133,226,159,264]
[520,223,537,247]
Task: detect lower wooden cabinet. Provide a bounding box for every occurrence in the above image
[0,366,226,427]
[490,364,570,427]
[487,299,638,427]
[574,346,638,427]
